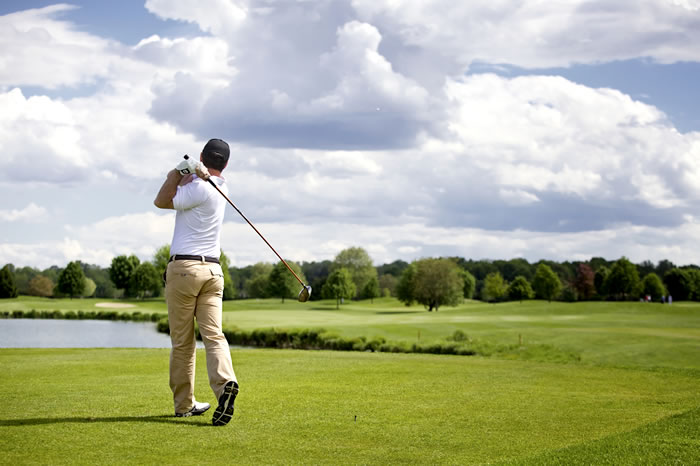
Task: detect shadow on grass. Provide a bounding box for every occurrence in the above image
[0,415,213,428]
[308,305,344,311]
[374,311,423,315]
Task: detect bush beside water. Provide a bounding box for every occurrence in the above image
[1,309,163,322]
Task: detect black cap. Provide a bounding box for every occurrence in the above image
[203,138,230,159]
[201,138,230,170]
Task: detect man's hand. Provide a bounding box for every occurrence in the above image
[176,156,210,180]
[195,163,211,181]
[176,157,199,176]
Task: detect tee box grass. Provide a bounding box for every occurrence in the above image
[1,297,699,463]
[1,349,698,464]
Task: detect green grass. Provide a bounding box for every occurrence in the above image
[1,348,698,465]
[4,296,700,369]
[219,298,700,370]
[1,297,699,463]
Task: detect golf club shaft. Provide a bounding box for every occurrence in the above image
[206,178,306,287]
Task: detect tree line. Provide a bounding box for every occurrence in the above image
[2,247,699,309]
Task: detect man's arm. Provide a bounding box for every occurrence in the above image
[154,169,184,209]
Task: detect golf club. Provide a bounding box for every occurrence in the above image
[183,155,312,302]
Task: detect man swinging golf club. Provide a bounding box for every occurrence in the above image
[154,138,238,426]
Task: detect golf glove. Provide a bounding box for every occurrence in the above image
[176,157,201,176]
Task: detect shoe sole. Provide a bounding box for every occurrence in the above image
[212,382,238,426]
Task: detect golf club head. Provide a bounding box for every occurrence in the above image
[298,285,312,302]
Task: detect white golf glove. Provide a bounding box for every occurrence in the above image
[175,156,200,175]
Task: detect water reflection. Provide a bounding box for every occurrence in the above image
[0,319,204,349]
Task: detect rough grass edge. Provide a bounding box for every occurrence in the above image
[156,320,581,362]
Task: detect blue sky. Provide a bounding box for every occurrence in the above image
[1,1,700,269]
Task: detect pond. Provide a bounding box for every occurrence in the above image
[0,319,204,349]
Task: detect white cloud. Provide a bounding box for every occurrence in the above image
[2,1,700,270]
[308,21,428,114]
[0,212,175,269]
[132,34,236,88]
[500,189,540,206]
[352,0,700,69]
[0,5,114,88]
[6,212,700,269]
[145,0,248,36]
[436,74,700,216]
[0,203,48,222]
[145,3,434,149]
[0,87,200,183]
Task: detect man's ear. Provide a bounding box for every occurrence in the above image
[200,152,204,162]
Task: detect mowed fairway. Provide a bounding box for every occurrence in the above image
[220,298,700,370]
[1,298,699,464]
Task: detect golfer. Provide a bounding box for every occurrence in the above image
[154,138,238,426]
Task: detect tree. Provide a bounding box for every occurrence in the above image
[376,260,409,278]
[533,263,562,302]
[128,263,161,299]
[605,257,640,300]
[482,272,508,303]
[494,258,533,282]
[322,268,356,309]
[573,263,595,300]
[245,262,273,298]
[82,278,97,298]
[110,255,140,291]
[462,270,476,299]
[641,273,665,301]
[28,275,54,297]
[507,276,534,302]
[396,264,417,306]
[153,244,170,283]
[84,264,118,298]
[378,274,398,297]
[688,270,700,301]
[57,261,86,299]
[412,258,464,311]
[331,247,377,299]
[664,268,692,301]
[0,265,19,298]
[656,259,675,278]
[268,260,305,303]
[594,266,609,298]
[12,266,39,295]
[219,251,236,300]
[362,276,380,303]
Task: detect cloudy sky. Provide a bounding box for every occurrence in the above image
[1,0,700,270]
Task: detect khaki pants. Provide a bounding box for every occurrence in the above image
[165,259,236,414]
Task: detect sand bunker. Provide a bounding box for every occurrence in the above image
[95,302,136,309]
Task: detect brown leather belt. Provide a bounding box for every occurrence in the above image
[169,255,220,264]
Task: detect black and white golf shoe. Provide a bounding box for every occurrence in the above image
[212,381,239,426]
[175,400,210,418]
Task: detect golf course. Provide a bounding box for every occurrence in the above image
[1,297,699,464]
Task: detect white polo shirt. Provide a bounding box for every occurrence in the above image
[170,175,227,258]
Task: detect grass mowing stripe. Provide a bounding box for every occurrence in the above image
[511,407,700,465]
[1,348,698,464]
